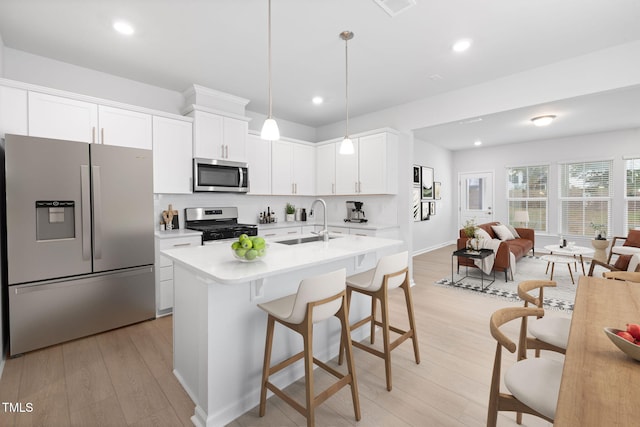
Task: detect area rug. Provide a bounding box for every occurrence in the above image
[434,255,606,312]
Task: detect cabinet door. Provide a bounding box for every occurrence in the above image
[28,91,97,142]
[358,133,387,194]
[246,134,271,195]
[271,140,293,194]
[98,105,152,149]
[292,143,315,195]
[0,86,28,138]
[192,111,224,159]
[335,138,359,195]
[153,116,193,194]
[223,117,247,162]
[316,143,336,195]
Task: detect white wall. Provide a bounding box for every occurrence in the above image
[0,32,4,76]
[412,138,455,254]
[451,128,640,250]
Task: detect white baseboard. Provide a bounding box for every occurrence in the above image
[412,239,456,257]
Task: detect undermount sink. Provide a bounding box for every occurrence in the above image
[277,235,341,245]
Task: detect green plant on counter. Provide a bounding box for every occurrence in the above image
[285,203,296,214]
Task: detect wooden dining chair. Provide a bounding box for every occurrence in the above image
[487,306,564,427]
[602,271,640,283]
[516,280,570,358]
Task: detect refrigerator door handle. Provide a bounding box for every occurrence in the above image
[81,165,92,261]
[93,165,103,259]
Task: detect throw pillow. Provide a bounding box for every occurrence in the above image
[505,224,521,239]
[623,229,640,248]
[628,254,640,272]
[614,254,632,270]
[491,224,515,241]
[475,227,492,241]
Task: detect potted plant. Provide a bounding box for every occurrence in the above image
[463,219,481,250]
[285,203,296,222]
[590,222,607,240]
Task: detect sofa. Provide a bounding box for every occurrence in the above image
[456,222,535,280]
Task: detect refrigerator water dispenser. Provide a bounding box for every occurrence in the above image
[36,201,75,240]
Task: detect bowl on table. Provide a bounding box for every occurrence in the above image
[603,327,640,362]
[231,242,268,262]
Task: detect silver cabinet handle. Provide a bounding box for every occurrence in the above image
[221,144,225,158]
[91,127,96,144]
[81,165,91,260]
[172,243,192,247]
[101,128,104,144]
[92,165,103,259]
[355,182,358,193]
[226,145,229,158]
[264,233,276,237]
[332,183,335,194]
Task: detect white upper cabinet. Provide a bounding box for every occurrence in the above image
[28,91,152,149]
[28,91,98,142]
[246,134,271,195]
[316,142,336,195]
[0,86,28,138]
[97,105,152,149]
[153,116,193,194]
[334,131,398,195]
[191,110,248,162]
[271,140,315,195]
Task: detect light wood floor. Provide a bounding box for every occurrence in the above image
[0,245,561,426]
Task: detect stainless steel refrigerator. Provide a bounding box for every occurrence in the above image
[1,134,155,356]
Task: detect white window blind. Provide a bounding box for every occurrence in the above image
[559,160,612,237]
[625,158,640,230]
[506,165,548,231]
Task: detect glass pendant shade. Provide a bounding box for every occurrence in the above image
[339,136,354,155]
[260,118,280,141]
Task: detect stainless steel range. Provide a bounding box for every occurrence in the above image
[185,207,258,242]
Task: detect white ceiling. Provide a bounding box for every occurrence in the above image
[1,0,640,147]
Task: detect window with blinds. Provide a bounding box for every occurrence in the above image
[559,160,612,237]
[507,165,548,231]
[626,158,640,230]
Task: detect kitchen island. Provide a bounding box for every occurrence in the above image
[162,234,403,427]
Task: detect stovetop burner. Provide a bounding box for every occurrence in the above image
[184,207,258,241]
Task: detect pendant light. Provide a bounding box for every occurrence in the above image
[339,31,354,155]
[261,0,280,141]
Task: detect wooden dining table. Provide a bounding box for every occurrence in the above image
[555,275,640,426]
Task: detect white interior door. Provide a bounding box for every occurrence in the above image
[459,171,494,227]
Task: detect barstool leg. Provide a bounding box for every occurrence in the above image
[337,299,361,421]
[380,289,393,391]
[370,296,377,344]
[402,281,421,364]
[303,322,315,427]
[259,316,275,417]
[337,287,353,366]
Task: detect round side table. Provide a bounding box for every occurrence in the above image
[591,239,609,263]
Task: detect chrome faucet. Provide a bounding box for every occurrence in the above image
[311,198,329,241]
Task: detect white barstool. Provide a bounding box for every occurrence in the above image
[338,251,420,391]
[258,268,360,427]
[517,280,570,359]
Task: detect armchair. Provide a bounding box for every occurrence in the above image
[588,253,640,277]
[607,229,640,263]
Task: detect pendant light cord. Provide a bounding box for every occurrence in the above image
[267,0,273,119]
[344,35,349,137]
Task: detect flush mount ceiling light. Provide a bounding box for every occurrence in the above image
[113,20,134,35]
[452,38,472,52]
[312,96,324,105]
[260,0,280,141]
[339,31,355,155]
[474,140,482,146]
[531,115,556,127]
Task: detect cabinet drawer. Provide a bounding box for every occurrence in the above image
[327,226,348,235]
[260,226,301,238]
[158,280,173,311]
[160,265,173,281]
[159,254,173,268]
[349,228,376,237]
[159,236,202,250]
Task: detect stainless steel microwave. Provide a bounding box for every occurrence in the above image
[193,158,249,192]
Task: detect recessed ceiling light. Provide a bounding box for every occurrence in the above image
[474,140,482,146]
[312,96,324,105]
[113,20,135,36]
[452,39,472,53]
[531,115,556,127]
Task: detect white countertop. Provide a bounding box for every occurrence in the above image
[155,229,202,239]
[161,234,403,285]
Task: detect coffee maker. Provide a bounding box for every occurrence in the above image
[345,201,367,223]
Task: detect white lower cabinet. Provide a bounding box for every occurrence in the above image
[155,233,202,315]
